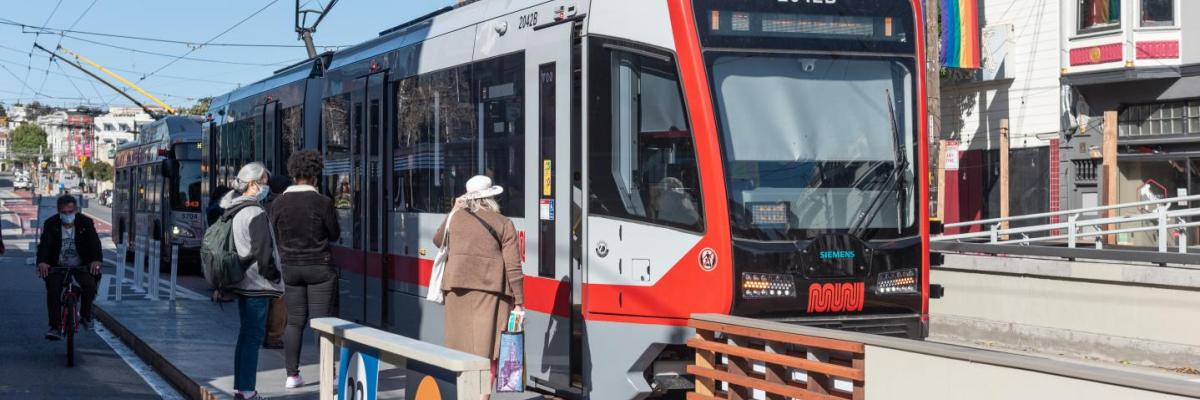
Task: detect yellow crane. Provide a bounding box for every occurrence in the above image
[34,43,176,116]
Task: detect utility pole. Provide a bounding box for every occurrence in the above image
[296,0,338,58]
[926,0,943,219]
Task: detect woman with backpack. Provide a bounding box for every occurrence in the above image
[219,162,282,400]
[268,150,340,389]
[432,175,525,390]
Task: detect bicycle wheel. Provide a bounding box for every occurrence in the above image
[65,301,76,368]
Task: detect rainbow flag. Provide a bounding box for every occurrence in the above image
[940,0,980,69]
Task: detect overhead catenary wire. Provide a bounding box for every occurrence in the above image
[0,65,84,101]
[51,59,92,105]
[61,34,300,67]
[0,56,235,97]
[38,0,100,101]
[0,16,348,49]
[0,49,242,85]
[138,0,284,83]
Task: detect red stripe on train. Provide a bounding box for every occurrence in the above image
[332,246,571,318]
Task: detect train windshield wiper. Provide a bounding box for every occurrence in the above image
[848,89,908,236]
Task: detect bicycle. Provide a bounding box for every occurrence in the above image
[52,265,86,367]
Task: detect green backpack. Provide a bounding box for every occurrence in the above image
[201,202,259,293]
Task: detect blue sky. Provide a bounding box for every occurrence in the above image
[0,0,452,110]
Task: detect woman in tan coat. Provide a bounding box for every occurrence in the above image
[433,175,525,364]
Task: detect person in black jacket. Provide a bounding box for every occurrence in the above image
[37,195,103,340]
[270,150,340,389]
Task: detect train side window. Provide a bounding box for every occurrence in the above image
[588,44,704,232]
[137,167,147,211]
[394,66,478,213]
[322,94,355,247]
[280,105,302,168]
[477,53,525,217]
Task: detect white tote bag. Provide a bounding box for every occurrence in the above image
[427,210,456,304]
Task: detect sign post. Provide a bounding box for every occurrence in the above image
[169,244,179,301]
[116,242,126,302]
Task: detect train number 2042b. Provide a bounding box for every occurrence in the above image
[519,12,538,29]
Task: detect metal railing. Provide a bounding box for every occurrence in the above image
[934,194,1200,254]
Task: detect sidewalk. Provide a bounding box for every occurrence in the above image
[0,190,325,399]
[2,190,539,400]
[93,278,328,400]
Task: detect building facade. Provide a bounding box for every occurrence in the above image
[939,0,1064,230]
[1060,0,1199,246]
[37,110,96,169]
[93,106,153,165]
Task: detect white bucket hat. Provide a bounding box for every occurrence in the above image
[461,175,504,200]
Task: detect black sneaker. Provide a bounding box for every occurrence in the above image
[80,318,94,331]
[45,329,61,341]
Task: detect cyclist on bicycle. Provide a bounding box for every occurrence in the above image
[37,195,103,340]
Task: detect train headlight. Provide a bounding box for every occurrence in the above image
[875,268,919,295]
[741,273,796,299]
[171,225,195,239]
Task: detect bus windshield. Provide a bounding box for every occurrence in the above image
[708,53,917,241]
[173,144,202,212]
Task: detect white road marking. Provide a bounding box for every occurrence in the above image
[93,323,186,400]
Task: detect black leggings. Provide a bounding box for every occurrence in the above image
[282,265,338,377]
[46,270,98,330]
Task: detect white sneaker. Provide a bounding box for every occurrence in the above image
[285,375,304,389]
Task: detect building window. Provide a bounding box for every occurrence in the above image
[1140,0,1173,27]
[1079,0,1121,33]
[1119,100,1200,137]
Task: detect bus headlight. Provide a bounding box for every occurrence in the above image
[171,225,195,239]
[741,273,796,299]
[876,268,919,295]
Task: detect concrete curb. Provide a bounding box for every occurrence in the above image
[93,304,224,400]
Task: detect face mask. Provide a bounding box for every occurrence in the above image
[254,185,269,202]
[61,213,76,224]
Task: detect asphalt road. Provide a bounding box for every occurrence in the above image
[82,197,114,227]
[0,179,162,399]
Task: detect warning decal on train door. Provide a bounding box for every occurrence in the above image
[699,248,718,271]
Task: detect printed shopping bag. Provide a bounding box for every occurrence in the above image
[495,330,525,392]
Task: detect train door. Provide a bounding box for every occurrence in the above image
[338,83,367,323]
[584,42,706,314]
[362,72,389,327]
[362,73,386,326]
[521,19,576,392]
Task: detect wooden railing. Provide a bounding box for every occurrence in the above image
[688,316,865,400]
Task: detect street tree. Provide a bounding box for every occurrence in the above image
[20,101,55,120]
[185,97,213,116]
[83,159,113,182]
[11,124,48,163]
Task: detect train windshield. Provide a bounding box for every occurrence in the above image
[708,53,917,241]
[173,143,202,212]
[695,0,919,242]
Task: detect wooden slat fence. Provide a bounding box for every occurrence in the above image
[687,318,865,400]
